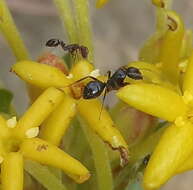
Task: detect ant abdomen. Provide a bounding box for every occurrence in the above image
[83,81,106,99]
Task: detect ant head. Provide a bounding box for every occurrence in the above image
[80,46,89,59]
[46,39,60,47]
[126,67,143,80]
[83,80,105,99]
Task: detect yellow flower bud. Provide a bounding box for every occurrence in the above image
[20,138,90,183]
[11,61,71,89]
[143,121,193,190]
[1,152,23,190]
[40,95,77,146]
[77,99,129,165]
[117,83,187,121]
[14,87,64,139]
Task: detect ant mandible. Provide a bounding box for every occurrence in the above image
[46,39,89,59]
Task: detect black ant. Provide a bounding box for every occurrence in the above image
[69,66,143,118]
[73,66,143,99]
[46,39,89,59]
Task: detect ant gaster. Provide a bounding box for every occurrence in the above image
[46,39,89,59]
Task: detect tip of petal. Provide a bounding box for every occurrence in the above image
[96,0,109,8]
[143,180,158,190]
[73,172,91,184]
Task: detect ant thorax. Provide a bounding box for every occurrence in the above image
[106,68,127,92]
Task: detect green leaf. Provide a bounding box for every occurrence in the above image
[0,88,13,114]
[25,160,68,190]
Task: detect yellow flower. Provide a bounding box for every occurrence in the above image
[0,87,91,190]
[11,59,129,166]
[116,10,193,190]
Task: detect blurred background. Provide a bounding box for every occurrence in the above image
[0,0,193,189]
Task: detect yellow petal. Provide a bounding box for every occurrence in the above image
[143,121,193,190]
[0,115,10,139]
[77,99,129,165]
[20,138,90,183]
[152,0,165,8]
[180,30,193,60]
[1,152,23,190]
[117,83,187,122]
[183,52,193,94]
[127,61,177,91]
[96,0,109,8]
[11,61,71,89]
[176,150,193,174]
[40,95,77,146]
[14,87,64,139]
[159,11,184,84]
[70,60,94,80]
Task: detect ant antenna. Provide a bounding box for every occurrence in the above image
[99,70,111,120]
[63,75,99,88]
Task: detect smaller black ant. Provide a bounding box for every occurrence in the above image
[142,154,151,166]
[69,66,143,118]
[46,39,89,59]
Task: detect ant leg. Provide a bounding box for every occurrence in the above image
[74,76,99,83]
[63,76,99,88]
[99,87,108,120]
[59,41,67,50]
[107,70,111,79]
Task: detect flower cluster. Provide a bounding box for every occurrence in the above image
[116,4,193,190]
[1,0,193,189]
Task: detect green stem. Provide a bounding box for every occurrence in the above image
[0,0,29,60]
[25,160,68,190]
[79,117,114,190]
[114,126,166,189]
[73,0,94,62]
[53,0,78,43]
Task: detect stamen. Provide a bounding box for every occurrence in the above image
[26,127,39,138]
[6,116,17,128]
[66,73,73,79]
